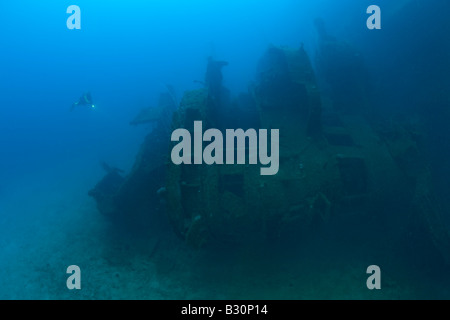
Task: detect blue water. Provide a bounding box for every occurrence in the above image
[0,0,449,299]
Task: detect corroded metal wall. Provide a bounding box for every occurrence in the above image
[165,45,412,247]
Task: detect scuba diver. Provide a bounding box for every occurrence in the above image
[71,92,94,111]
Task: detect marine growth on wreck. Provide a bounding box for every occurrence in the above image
[89,32,450,266]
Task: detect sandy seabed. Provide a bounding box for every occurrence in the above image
[0,160,449,300]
